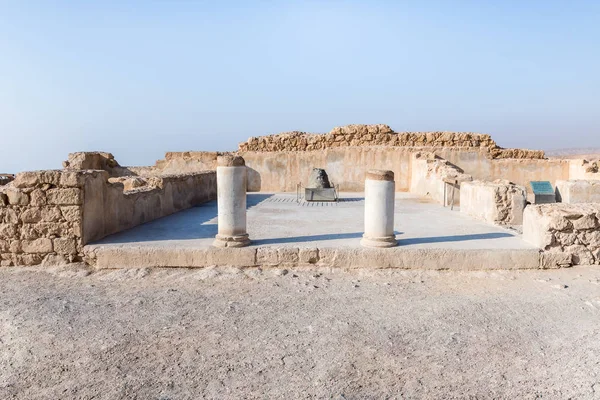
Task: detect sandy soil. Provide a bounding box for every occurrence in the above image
[1,265,600,399]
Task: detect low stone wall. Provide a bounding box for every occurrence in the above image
[0,164,217,266]
[410,153,472,205]
[523,203,600,267]
[556,180,600,204]
[460,180,526,225]
[238,124,545,160]
[82,171,216,244]
[0,170,87,266]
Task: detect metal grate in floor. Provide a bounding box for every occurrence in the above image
[262,195,364,206]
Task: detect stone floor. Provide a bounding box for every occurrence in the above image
[85,193,540,269]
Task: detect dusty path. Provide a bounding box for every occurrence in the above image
[1,265,600,399]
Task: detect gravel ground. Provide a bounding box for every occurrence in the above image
[1,265,600,399]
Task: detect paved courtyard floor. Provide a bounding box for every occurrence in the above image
[92,192,535,250]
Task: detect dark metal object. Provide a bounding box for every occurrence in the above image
[297,182,339,203]
[305,188,337,202]
[530,181,556,204]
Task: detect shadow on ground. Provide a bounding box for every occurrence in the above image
[398,232,513,246]
[95,194,274,244]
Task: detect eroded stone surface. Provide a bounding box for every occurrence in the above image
[461,180,526,225]
[524,203,600,266]
[238,124,545,160]
[307,168,332,189]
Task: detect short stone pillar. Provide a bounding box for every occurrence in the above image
[361,169,397,248]
[213,155,251,248]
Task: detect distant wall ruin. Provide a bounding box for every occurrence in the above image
[238,124,545,159]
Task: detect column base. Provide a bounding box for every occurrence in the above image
[212,233,251,248]
[360,234,398,248]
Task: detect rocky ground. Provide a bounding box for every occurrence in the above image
[1,265,600,399]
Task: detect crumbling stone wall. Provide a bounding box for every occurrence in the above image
[523,203,600,267]
[410,152,472,206]
[1,152,218,267]
[0,170,87,266]
[460,180,527,225]
[239,124,545,160]
[63,151,119,171]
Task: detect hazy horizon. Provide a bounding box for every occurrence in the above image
[2,1,599,172]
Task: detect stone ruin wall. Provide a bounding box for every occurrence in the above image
[238,124,546,159]
[460,180,527,225]
[0,170,87,266]
[524,203,600,267]
[232,124,570,193]
[409,152,473,206]
[0,152,217,267]
[138,124,579,194]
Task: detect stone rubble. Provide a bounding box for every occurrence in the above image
[238,124,545,160]
[523,203,600,267]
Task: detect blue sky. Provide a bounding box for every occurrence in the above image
[1,1,599,171]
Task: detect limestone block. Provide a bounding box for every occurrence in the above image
[47,188,83,205]
[555,232,578,246]
[21,222,73,239]
[53,238,78,255]
[13,170,61,188]
[60,206,82,222]
[299,248,319,264]
[9,240,21,253]
[29,189,47,206]
[316,248,338,266]
[63,152,117,170]
[564,245,595,265]
[15,253,44,266]
[524,203,600,265]
[20,208,42,223]
[572,214,599,230]
[0,223,18,238]
[460,180,526,225]
[0,240,7,252]
[206,247,256,267]
[72,221,82,238]
[256,248,279,265]
[42,254,70,266]
[277,248,299,264]
[583,231,600,248]
[59,171,86,188]
[5,188,29,205]
[0,208,19,224]
[539,252,572,269]
[21,238,53,253]
[41,206,63,223]
[556,180,600,204]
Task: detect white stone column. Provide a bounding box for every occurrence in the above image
[361,169,397,248]
[213,155,251,248]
